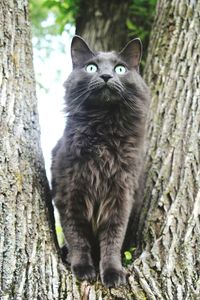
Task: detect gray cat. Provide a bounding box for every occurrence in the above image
[51,35,150,287]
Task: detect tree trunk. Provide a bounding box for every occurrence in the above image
[1,0,199,299]
[134,0,200,298]
[76,0,131,51]
[0,1,62,299]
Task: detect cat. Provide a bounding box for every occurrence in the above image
[51,35,150,288]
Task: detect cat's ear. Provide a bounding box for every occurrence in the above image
[71,35,94,68]
[119,38,142,72]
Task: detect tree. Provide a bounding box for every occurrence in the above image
[1,0,199,300]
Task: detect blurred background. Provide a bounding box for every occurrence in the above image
[33,27,74,180]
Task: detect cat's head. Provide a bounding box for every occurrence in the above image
[65,35,149,113]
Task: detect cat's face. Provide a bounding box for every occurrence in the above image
[65,36,148,112]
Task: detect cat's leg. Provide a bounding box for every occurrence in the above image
[55,195,96,281]
[98,195,131,287]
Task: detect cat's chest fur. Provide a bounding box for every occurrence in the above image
[60,112,140,227]
[66,110,138,174]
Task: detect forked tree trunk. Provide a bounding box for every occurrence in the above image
[1,0,199,299]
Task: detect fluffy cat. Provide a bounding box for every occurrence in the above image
[51,35,150,287]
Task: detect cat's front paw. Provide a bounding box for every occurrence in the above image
[101,267,127,288]
[72,263,96,281]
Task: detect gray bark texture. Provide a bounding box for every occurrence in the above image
[0,0,200,299]
[137,0,200,298]
[0,1,62,299]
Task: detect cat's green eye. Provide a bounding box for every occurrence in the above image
[86,63,98,73]
[114,65,127,74]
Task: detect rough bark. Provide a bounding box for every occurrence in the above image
[0,1,61,299]
[76,0,131,51]
[135,0,200,298]
[1,0,199,299]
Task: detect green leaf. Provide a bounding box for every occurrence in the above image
[56,225,65,247]
[124,251,132,261]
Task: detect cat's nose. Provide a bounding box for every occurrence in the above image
[100,74,113,82]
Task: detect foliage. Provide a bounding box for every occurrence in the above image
[123,247,136,267]
[30,0,157,43]
[127,0,157,67]
[30,0,79,38]
[56,224,65,246]
[127,0,157,42]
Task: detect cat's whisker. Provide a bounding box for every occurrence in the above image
[89,81,104,91]
[67,89,91,114]
[70,87,89,97]
[72,88,90,101]
[69,81,103,106]
[68,81,106,115]
[114,81,140,108]
[105,81,139,114]
[108,82,123,93]
[117,91,138,114]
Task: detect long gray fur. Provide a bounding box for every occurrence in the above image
[51,35,150,287]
